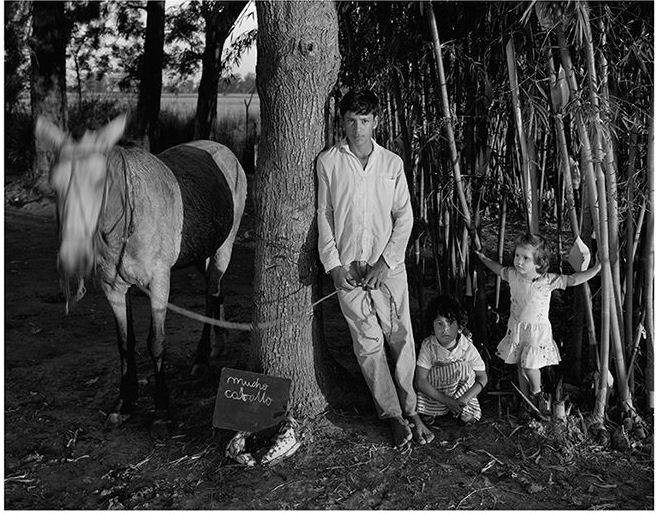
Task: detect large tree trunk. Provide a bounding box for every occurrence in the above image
[251,0,340,417]
[30,0,68,191]
[6,1,31,117]
[135,0,165,152]
[194,1,247,140]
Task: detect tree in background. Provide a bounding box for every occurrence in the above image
[67,2,109,111]
[113,2,146,92]
[5,1,34,182]
[252,0,340,417]
[30,0,69,192]
[166,0,249,140]
[134,0,165,151]
[5,1,32,116]
[195,1,247,139]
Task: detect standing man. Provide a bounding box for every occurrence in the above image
[317,88,434,447]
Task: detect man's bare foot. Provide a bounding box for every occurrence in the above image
[388,416,412,448]
[408,414,435,445]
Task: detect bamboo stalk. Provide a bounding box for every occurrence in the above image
[585,3,625,355]
[555,20,610,425]
[645,109,654,409]
[505,37,537,234]
[546,52,598,377]
[626,309,647,383]
[624,130,638,392]
[539,129,549,221]
[392,66,413,186]
[577,1,633,415]
[495,194,507,310]
[631,197,648,266]
[426,3,480,250]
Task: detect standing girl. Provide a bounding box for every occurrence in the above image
[475,233,601,416]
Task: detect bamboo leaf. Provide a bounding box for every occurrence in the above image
[533,1,556,29]
[550,65,571,113]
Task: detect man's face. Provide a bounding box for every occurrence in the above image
[342,111,378,147]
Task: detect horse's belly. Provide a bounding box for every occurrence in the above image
[158,145,234,267]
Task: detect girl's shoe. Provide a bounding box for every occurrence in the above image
[535,391,551,415]
[528,391,551,416]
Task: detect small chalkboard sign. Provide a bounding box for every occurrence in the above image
[212,367,291,433]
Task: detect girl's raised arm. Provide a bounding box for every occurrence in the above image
[567,261,602,287]
[475,250,503,276]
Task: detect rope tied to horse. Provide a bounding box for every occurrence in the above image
[134,283,339,331]
[134,281,401,333]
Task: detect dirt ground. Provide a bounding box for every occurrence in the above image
[4,198,654,510]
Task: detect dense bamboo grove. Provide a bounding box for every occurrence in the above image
[333,1,653,433]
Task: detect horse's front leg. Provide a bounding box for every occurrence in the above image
[103,282,138,426]
[147,271,172,437]
[191,254,226,375]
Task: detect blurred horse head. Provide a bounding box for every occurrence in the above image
[35,115,127,278]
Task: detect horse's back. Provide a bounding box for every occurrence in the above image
[157,142,243,268]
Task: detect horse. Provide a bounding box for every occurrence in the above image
[35,114,247,435]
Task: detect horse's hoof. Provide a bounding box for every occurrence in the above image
[150,419,170,439]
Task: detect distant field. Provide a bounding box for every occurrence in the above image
[68,92,260,120]
[161,93,260,119]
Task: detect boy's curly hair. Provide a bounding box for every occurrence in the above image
[424,295,469,335]
[515,232,551,274]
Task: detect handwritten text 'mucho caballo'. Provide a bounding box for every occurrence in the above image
[224,375,273,406]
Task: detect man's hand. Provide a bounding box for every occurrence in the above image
[329,266,358,291]
[362,256,390,290]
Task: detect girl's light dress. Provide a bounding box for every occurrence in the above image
[496,267,568,369]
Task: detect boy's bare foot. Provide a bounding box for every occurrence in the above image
[389,416,412,448]
[408,414,435,445]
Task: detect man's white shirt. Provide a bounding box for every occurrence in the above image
[316,138,413,273]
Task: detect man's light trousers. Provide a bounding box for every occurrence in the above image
[337,263,418,419]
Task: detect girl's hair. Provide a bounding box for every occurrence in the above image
[515,232,551,274]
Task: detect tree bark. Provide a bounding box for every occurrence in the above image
[194,1,247,140]
[135,0,165,151]
[251,0,340,417]
[30,0,68,191]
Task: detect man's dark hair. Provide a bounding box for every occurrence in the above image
[339,88,380,117]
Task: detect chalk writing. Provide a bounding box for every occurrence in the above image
[213,367,291,432]
[224,386,273,406]
[226,375,270,392]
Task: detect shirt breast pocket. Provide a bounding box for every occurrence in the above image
[375,177,396,207]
